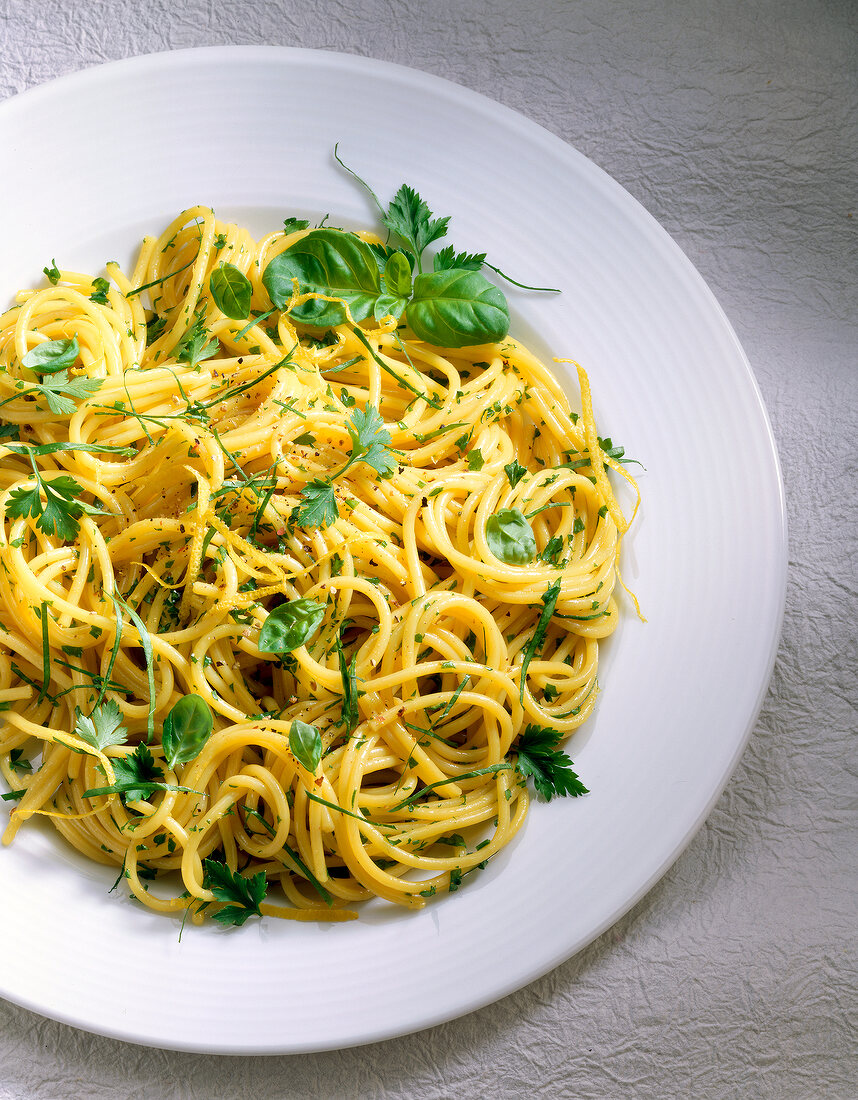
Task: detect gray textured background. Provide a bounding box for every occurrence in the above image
[0,1,856,1097]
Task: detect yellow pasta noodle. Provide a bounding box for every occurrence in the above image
[0,207,634,926]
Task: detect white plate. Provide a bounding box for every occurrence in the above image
[0,47,786,1053]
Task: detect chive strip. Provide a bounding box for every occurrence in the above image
[320,354,364,375]
[53,657,130,697]
[402,721,457,748]
[109,592,155,741]
[415,421,469,443]
[2,441,135,458]
[333,143,388,222]
[200,345,295,411]
[525,501,572,520]
[305,790,394,828]
[10,660,56,704]
[390,763,513,811]
[483,261,560,294]
[234,309,276,343]
[432,674,470,723]
[82,781,201,799]
[1,789,26,802]
[249,470,279,537]
[518,578,562,704]
[126,252,199,298]
[36,601,50,706]
[244,808,333,906]
[351,328,443,410]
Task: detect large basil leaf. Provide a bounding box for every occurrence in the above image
[162,694,213,770]
[407,269,509,347]
[258,598,326,653]
[22,336,80,375]
[210,263,252,320]
[289,719,322,773]
[261,229,381,328]
[486,508,536,565]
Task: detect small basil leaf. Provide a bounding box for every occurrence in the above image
[210,263,252,320]
[407,268,509,347]
[383,251,413,298]
[368,241,414,276]
[258,598,326,654]
[289,719,322,773]
[22,336,80,375]
[373,293,409,321]
[262,229,381,328]
[162,694,214,770]
[486,508,536,565]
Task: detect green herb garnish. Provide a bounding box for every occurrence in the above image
[257,598,326,654]
[486,508,536,565]
[203,858,267,927]
[162,694,213,770]
[518,579,562,703]
[515,724,589,801]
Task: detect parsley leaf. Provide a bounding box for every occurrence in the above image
[515,724,589,801]
[383,185,450,267]
[203,858,267,927]
[434,245,487,272]
[297,478,339,528]
[89,277,111,305]
[539,535,565,567]
[283,217,310,233]
[24,371,103,416]
[43,259,61,285]
[73,699,129,752]
[172,308,218,370]
[296,404,394,528]
[105,744,164,802]
[343,403,396,478]
[504,460,527,489]
[9,749,32,774]
[7,472,89,541]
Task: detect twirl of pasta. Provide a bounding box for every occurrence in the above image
[0,205,637,926]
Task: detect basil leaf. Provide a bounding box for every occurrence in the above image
[162,694,214,770]
[407,269,509,347]
[373,293,409,321]
[258,598,326,653]
[368,241,413,276]
[262,229,381,328]
[383,251,413,298]
[486,508,536,565]
[289,719,322,773]
[22,336,80,375]
[210,263,252,320]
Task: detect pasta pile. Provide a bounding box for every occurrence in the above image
[0,208,635,925]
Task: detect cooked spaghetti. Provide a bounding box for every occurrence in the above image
[0,207,636,925]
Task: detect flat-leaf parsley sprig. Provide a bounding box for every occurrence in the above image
[514,724,589,801]
[296,401,397,528]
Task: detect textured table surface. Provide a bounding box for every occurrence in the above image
[0,2,856,1097]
